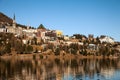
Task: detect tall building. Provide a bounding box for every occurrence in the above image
[13,14,16,29]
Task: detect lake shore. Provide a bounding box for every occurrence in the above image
[0,53,118,60]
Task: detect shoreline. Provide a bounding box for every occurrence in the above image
[0,53,118,60]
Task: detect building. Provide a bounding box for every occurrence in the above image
[7,14,16,34]
[55,30,63,37]
[64,35,70,41]
[22,28,37,39]
[36,29,47,43]
[88,34,94,41]
[100,36,114,43]
[0,24,7,32]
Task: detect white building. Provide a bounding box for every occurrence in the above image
[0,24,7,32]
[22,29,37,38]
[100,36,114,43]
[64,35,70,41]
[64,41,83,46]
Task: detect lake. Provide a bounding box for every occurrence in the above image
[0,57,120,80]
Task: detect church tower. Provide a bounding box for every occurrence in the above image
[13,14,16,28]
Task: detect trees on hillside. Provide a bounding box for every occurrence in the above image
[54,48,60,56]
[0,33,34,55]
[73,34,87,40]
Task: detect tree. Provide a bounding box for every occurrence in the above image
[70,43,79,50]
[71,49,77,55]
[22,44,26,53]
[26,45,33,53]
[31,37,37,45]
[38,24,46,29]
[54,48,60,56]
[48,43,54,51]
[73,34,86,39]
[96,36,100,44]
[80,49,87,56]
[14,40,23,54]
[5,43,11,53]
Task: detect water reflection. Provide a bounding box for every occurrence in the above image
[0,58,120,80]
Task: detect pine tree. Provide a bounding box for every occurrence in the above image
[38,24,46,29]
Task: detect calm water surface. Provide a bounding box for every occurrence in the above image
[0,58,120,80]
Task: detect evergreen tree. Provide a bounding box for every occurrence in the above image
[38,24,46,29]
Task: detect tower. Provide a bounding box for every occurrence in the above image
[13,14,16,28]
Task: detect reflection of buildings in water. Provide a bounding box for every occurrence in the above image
[117,61,120,68]
[56,73,62,80]
[89,59,96,70]
[101,69,115,79]
[0,58,119,80]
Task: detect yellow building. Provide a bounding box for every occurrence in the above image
[56,30,63,37]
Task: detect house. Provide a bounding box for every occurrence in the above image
[64,35,70,41]
[64,41,83,46]
[45,30,57,41]
[22,39,28,44]
[22,28,37,39]
[100,36,114,43]
[55,30,63,37]
[0,24,7,32]
[88,44,97,50]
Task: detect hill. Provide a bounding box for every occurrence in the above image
[0,12,13,24]
[0,12,30,29]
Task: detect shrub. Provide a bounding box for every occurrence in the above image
[54,48,60,56]
[71,49,77,55]
[39,54,43,59]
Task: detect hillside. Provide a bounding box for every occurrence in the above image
[0,12,13,24]
[0,12,29,29]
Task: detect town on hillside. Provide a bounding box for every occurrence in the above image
[0,12,120,57]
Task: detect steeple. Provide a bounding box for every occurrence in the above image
[13,13,15,20]
[13,13,16,28]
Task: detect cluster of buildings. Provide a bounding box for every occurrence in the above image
[0,14,115,47]
[0,15,63,45]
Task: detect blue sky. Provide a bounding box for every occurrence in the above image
[0,0,120,41]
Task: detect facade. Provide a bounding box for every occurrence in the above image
[100,36,114,43]
[37,29,46,39]
[22,28,37,39]
[36,29,46,43]
[0,24,7,32]
[64,35,70,41]
[5,14,17,34]
[88,34,94,41]
[55,30,63,37]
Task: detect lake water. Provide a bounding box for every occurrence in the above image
[1,58,120,80]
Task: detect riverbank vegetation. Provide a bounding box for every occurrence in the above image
[0,33,120,58]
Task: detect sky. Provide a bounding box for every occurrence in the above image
[0,0,120,41]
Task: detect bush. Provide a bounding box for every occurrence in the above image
[5,43,11,53]
[39,54,43,59]
[25,45,33,53]
[54,48,60,56]
[71,49,77,55]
